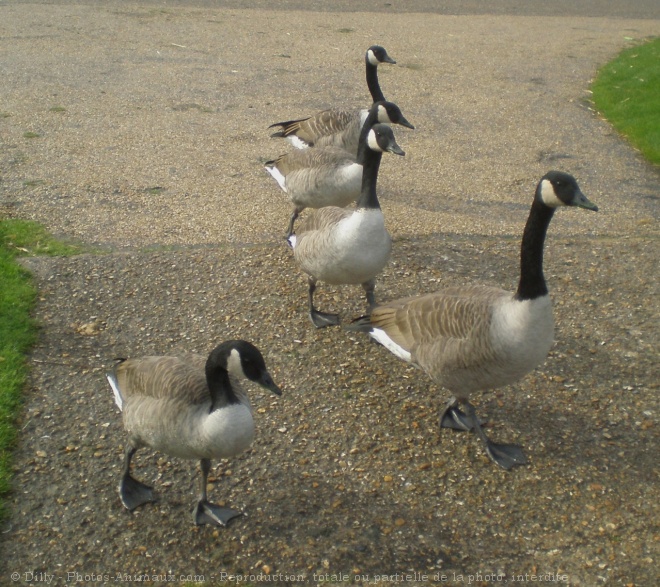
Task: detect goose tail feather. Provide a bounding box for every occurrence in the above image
[106,358,127,411]
[345,315,373,333]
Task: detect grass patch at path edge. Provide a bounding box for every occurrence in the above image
[591,36,660,165]
[0,219,82,519]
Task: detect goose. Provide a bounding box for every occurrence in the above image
[287,121,404,328]
[106,340,282,526]
[269,45,397,152]
[265,100,413,237]
[348,171,598,469]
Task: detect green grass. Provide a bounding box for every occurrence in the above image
[591,36,660,165]
[0,219,81,518]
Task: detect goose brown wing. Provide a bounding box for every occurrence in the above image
[370,286,507,374]
[295,206,353,237]
[114,355,210,405]
[267,146,355,176]
[275,109,361,145]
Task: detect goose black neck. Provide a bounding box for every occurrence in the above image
[206,358,240,411]
[356,146,383,211]
[366,58,385,102]
[356,105,381,163]
[515,198,555,301]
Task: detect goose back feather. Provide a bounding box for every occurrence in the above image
[363,286,554,393]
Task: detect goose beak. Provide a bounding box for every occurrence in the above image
[399,116,415,130]
[259,372,282,396]
[572,190,599,212]
[383,55,396,65]
[387,142,405,157]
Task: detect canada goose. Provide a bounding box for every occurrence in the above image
[106,340,282,526]
[287,121,404,328]
[269,45,397,151]
[265,101,412,237]
[348,171,598,469]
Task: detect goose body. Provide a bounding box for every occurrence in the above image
[288,121,404,328]
[107,340,282,526]
[293,207,392,286]
[364,287,554,393]
[269,45,397,151]
[350,171,598,468]
[266,147,362,211]
[266,101,412,237]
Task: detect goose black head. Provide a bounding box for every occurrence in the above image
[209,340,282,396]
[375,101,415,129]
[367,45,396,66]
[537,170,598,211]
[367,123,405,156]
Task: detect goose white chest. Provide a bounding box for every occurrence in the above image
[126,398,255,461]
[300,209,391,284]
[487,295,554,384]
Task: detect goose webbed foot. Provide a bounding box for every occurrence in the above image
[485,441,528,470]
[463,400,527,470]
[119,474,155,511]
[309,309,341,328]
[440,397,486,431]
[441,398,528,470]
[193,500,243,527]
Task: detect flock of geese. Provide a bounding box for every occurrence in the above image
[106,45,599,526]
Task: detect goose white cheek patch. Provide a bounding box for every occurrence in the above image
[367,129,382,152]
[540,179,563,207]
[367,49,379,66]
[227,348,245,378]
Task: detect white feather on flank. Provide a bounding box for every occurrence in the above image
[106,371,124,411]
[369,328,412,362]
[289,135,310,150]
[264,165,288,192]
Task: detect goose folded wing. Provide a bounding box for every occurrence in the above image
[115,355,210,405]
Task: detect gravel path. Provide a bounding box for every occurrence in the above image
[1,2,658,586]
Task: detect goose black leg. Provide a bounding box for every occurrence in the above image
[308,277,340,328]
[362,279,377,311]
[193,458,242,527]
[119,444,155,511]
[463,401,528,470]
[286,207,302,239]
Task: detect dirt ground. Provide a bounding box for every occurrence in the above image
[0,2,658,586]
